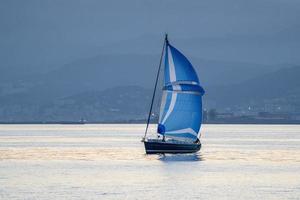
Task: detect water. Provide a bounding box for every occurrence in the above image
[0,124,300,199]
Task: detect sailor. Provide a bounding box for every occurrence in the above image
[157,124,166,142]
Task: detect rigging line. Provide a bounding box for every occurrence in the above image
[143,34,167,140]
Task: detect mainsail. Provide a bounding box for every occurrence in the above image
[157,39,205,142]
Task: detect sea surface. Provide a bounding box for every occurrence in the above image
[0,124,300,199]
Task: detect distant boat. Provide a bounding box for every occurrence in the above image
[142,34,205,154]
[58,118,86,125]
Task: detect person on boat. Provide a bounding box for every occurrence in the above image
[157,124,166,142]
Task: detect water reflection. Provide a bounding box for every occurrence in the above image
[158,153,203,162]
[1,125,300,200]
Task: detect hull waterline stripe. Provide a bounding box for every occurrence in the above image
[146,149,199,153]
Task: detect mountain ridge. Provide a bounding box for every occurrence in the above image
[0,66,299,122]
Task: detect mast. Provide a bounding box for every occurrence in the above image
[142,34,167,141]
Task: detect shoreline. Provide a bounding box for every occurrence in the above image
[0,121,300,125]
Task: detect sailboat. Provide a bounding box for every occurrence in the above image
[142,34,205,154]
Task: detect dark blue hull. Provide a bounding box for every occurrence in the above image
[144,140,201,154]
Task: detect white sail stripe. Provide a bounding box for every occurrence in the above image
[165,90,202,95]
[168,46,176,82]
[167,46,182,90]
[161,47,180,124]
[168,46,181,93]
[161,92,177,124]
[165,128,198,136]
[165,81,199,86]
[158,91,167,123]
[161,47,175,124]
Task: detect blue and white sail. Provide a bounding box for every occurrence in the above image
[157,40,205,142]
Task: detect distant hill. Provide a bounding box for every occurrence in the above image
[0,86,151,122]
[0,55,299,122]
[53,86,152,122]
[0,53,284,101]
[205,66,300,111]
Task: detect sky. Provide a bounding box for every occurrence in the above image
[0,0,300,72]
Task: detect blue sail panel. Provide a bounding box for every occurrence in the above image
[157,40,204,142]
[158,92,203,141]
[164,43,200,85]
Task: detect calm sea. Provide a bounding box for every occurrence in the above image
[0,124,299,199]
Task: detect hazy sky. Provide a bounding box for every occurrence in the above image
[1,0,300,70]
